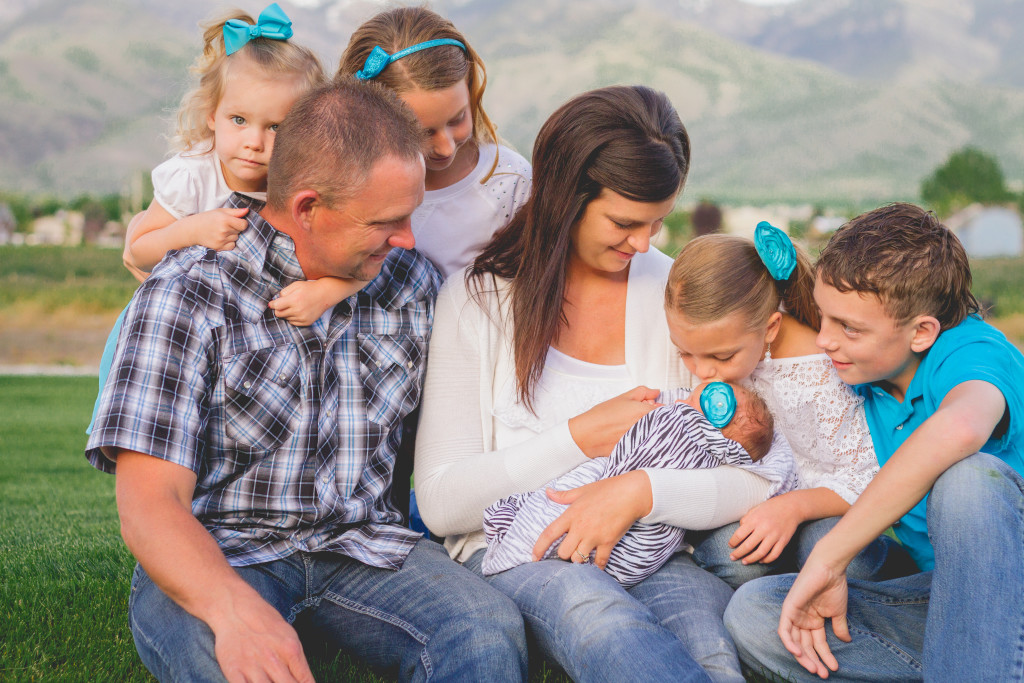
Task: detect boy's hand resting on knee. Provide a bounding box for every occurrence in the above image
[778,554,850,679]
[269,277,369,327]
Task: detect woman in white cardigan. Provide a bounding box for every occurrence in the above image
[414,86,774,682]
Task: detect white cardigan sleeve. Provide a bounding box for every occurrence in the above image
[413,277,589,538]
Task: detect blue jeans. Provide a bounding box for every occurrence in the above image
[128,538,527,682]
[693,516,916,590]
[723,453,1024,681]
[464,549,738,683]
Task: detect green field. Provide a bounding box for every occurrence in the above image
[0,376,383,682]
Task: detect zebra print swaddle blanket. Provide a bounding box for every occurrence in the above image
[482,392,795,587]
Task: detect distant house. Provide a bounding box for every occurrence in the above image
[946,204,1023,258]
[0,204,14,244]
[29,210,85,246]
[720,205,813,239]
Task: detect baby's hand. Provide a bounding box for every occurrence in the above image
[268,277,367,327]
[190,207,249,251]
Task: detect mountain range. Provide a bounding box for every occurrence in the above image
[1,0,1022,205]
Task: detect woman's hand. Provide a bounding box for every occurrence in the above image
[568,386,661,458]
[531,471,653,569]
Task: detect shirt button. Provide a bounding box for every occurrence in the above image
[406,361,414,369]
[375,360,383,368]
[279,373,287,382]
[243,381,252,390]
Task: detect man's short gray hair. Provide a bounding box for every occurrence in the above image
[267,77,423,210]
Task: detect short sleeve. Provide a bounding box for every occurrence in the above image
[499,145,532,218]
[930,336,1024,451]
[151,150,226,220]
[85,260,218,474]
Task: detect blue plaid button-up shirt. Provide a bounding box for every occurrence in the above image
[86,194,441,569]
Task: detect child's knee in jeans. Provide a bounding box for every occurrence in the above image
[691,524,776,590]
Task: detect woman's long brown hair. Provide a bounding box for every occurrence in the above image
[470,85,690,411]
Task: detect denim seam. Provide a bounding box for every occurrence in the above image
[317,590,433,678]
[848,626,923,672]
[128,572,178,682]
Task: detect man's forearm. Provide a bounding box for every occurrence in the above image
[115,450,265,628]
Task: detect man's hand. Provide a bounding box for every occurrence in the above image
[778,558,851,679]
[209,589,315,683]
[531,471,652,569]
[115,451,315,682]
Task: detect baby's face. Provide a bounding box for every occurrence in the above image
[683,381,748,424]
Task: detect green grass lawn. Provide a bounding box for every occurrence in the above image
[0,375,384,682]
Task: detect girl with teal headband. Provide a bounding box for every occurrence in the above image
[664,223,914,587]
[336,6,532,280]
[89,4,327,431]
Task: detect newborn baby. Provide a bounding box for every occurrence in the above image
[482,381,793,587]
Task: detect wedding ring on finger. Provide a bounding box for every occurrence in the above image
[573,549,588,563]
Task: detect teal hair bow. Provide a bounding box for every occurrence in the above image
[355,38,466,80]
[223,3,293,56]
[753,221,797,281]
[700,382,737,429]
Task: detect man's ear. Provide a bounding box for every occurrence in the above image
[910,315,941,353]
[291,190,320,232]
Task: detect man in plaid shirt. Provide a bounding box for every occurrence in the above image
[86,80,527,682]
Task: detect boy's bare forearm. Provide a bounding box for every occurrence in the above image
[810,380,1005,570]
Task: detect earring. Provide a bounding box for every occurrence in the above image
[763,342,772,367]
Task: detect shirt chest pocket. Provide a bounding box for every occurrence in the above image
[221,344,302,453]
[357,333,425,428]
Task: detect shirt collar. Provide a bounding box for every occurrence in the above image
[226,193,305,286]
[225,192,437,311]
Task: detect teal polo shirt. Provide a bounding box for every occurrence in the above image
[854,316,1024,571]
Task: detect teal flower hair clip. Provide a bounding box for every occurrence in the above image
[355,38,467,80]
[754,221,797,281]
[223,3,293,56]
[700,382,737,429]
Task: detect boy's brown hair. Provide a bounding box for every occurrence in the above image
[816,202,980,330]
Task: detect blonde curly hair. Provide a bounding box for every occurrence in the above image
[174,8,324,152]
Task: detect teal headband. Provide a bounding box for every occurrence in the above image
[223,3,293,56]
[354,38,467,80]
[700,382,737,429]
[753,220,797,281]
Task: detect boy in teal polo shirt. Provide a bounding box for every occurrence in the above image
[725,203,1024,681]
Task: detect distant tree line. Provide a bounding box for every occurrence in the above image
[921,147,1022,218]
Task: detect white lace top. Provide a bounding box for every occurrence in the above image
[746,352,878,504]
